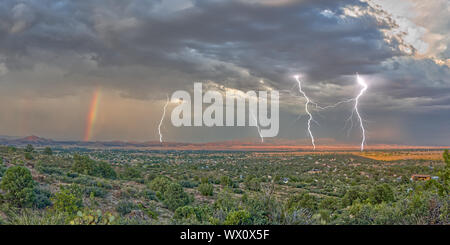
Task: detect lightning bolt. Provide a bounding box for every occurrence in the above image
[158,94,169,143]
[293,74,368,151]
[354,74,368,151]
[294,75,315,150]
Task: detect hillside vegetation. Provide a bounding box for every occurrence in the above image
[0,145,448,225]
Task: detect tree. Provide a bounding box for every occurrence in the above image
[342,186,368,207]
[25,144,34,153]
[163,183,191,211]
[71,154,94,175]
[367,184,395,204]
[43,147,53,155]
[0,166,35,207]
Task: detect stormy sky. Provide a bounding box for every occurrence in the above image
[0,0,448,145]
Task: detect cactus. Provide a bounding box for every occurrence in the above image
[69,209,115,225]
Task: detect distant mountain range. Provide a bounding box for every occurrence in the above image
[0,135,448,151]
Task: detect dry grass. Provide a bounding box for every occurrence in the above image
[354,151,444,161]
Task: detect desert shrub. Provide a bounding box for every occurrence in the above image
[24,152,33,160]
[116,201,138,216]
[0,166,35,207]
[367,184,395,204]
[163,183,191,211]
[120,165,141,180]
[174,205,196,221]
[51,184,83,216]
[7,146,17,152]
[66,171,78,178]
[220,176,237,188]
[25,144,34,153]
[84,186,107,198]
[342,186,368,207]
[319,197,340,211]
[173,205,212,224]
[149,176,172,198]
[43,147,53,155]
[6,209,66,225]
[244,176,261,191]
[141,189,157,201]
[198,183,214,196]
[286,192,317,211]
[95,161,117,179]
[224,210,252,225]
[137,203,158,219]
[214,189,239,213]
[0,158,6,177]
[71,154,116,179]
[36,164,64,176]
[179,180,198,188]
[33,187,52,209]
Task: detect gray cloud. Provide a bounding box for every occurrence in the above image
[0,0,448,144]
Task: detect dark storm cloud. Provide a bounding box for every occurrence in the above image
[0,0,448,144]
[0,0,411,90]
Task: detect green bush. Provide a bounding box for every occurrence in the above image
[319,197,340,211]
[95,161,117,179]
[71,154,116,179]
[141,189,157,201]
[179,180,198,188]
[33,187,52,209]
[286,192,317,211]
[220,176,233,187]
[24,152,34,160]
[198,183,214,196]
[342,186,368,207]
[163,183,191,211]
[43,147,53,155]
[149,176,172,197]
[174,206,196,220]
[120,165,141,180]
[0,158,6,178]
[224,210,252,225]
[174,205,212,224]
[0,166,35,207]
[51,184,83,216]
[244,176,261,191]
[367,184,395,204]
[116,201,138,216]
[84,186,107,198]
[25,144,34,153]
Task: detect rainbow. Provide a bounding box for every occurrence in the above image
[84,87,101,141]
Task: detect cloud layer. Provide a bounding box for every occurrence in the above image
[0,0,448,145]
